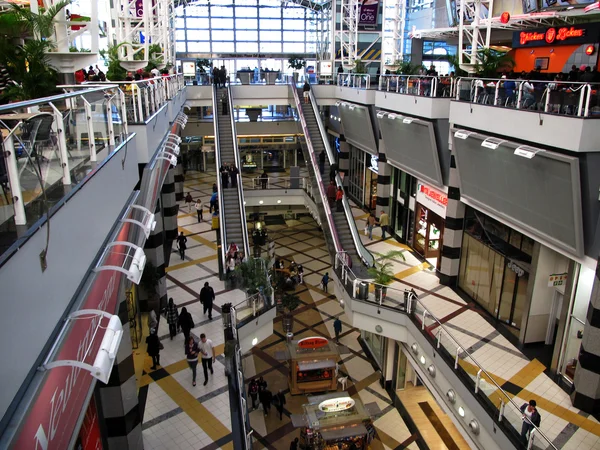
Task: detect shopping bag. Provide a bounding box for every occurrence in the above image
[364,226,368,236]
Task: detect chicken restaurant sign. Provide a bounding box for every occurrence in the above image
[512,24,600,48]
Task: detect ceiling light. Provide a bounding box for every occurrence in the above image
[252,337,258,346]
[259,200,263,204]
[458,406,465,417]
[454,129,473,140]
[481,137,505,149]
[411,343,418,354]
[420,355,426,365]
[277,200,281,204]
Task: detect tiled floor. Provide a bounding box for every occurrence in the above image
[137,167,600,450]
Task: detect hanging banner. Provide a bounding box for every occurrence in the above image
[359,0,379,26]
[74,398,103,450]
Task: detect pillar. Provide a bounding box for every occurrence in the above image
[174,163,184,201]
[376,139,391,215]
[338,137,349,188]
[96,298,142,449]
[143,204,167,313]
[161,167,179,244]
[571,259,600,414]
[439,149,465,286]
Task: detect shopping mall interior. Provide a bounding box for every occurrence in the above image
[0,0,600,449]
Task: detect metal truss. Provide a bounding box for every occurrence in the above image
[382,0,406,65]
[457,0,494,73]
[339,0,359,68]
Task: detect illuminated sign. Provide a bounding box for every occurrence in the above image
[318,397,356,412]
[416,182,448,218]
[500,12,510,23]
[586,44,595,55]
[514,25,597,48]
[548,273,568,287]
[298,337,329,349]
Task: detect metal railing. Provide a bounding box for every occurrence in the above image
[333,252,557,450]
[289,82,343,258]
[211,85,228,276]
[230,291,274,327]
[249,177,307,190]
[227,84,251,260]
[336,73,372,90]
[455,77,600,117]
[378,74,457,98]
[0,86,130,254]
[308,88,374,269]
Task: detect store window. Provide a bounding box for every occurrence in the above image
[348,146,365,206]
[362,331,385,368]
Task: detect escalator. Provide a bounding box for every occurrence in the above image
[212,85,250,273]
[291,84,374,276]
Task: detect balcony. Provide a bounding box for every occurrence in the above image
[450,77,600,152]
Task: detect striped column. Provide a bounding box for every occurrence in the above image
[376,139,391,214]
[338,136,349,188]
[571,259,600,413]
[96,299,142,449]
[161,168,179,243]
[439,150,465,286]
[142,203,167,313]
[174,163,184,202]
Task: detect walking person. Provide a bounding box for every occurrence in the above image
[290,437,299,450]
[200,282,215,320]
[333,317,342,343]
[302,80,311,104]
[367,213,376,240]
[520,400,541,442]
[274,390,286,420]
[146,328,161,370]
[248,379,259,410]
[259,388,273,417]
[335,186,344,212]
[321,272,329,293]
[195,198,203,222]
[260,171,268,189]
[166,298,179,339]
[148,309,158,335]
[199,333,215,386]
[177,307,194,343]
[258,376,267,392]
[379,210,390,239]
[319,149,325,175]
[210,191,218,213]
[184,192,193,213]
[326,181,336,206]
[176,231,187,260]
[185,335,199,386]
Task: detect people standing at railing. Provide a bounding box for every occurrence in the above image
[220,164,229,189]
[580,66,596,83]
[520,400,541,442]
[229,164,238,188]
[522,77,535,109]
[195,198,203,222]
[319,150,325,175]
[177,307,194,343]
[200,282,215,320]
[327,181,336,206]
[176,231,187,260]
[335,186,344,212]
[337,65,344,85]
[260,171,268,189]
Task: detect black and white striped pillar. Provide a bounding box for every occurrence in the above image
[439,150,465,286]
[142,203,167,313]
[571,259,600,413]
[338,136,349,189]
[174,163,184,202]
[161,168,179,243]
[376,139,391,215]
[96,299,142,449]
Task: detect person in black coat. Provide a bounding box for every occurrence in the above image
[259,388,273,416]
[200,282,215,320]
[220,165,229,189]
[274,390,286,420]
[176,232,187,260]
[177,307,194,342]
[146,328,161,370]
[520,400,541,441]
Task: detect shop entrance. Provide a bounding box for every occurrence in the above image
[413,203,444,270]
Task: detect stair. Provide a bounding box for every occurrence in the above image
[215,86,246,254]
[296,87,371,278]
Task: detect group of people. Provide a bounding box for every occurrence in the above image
[326,181,345,212]
[248,378,287,420]
[75,65,106,83]
[225,242,245,281]
[366,210,390,240]
[220,163,239,189]
[274,259,304,287]
[212,65,229,88]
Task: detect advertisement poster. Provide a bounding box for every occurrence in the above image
[359,0,379,26]
[74,398,103,450]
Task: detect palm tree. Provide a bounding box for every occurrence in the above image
[474,48,514,78]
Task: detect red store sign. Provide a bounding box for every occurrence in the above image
[11,224,131,450]
[514,25,596,48]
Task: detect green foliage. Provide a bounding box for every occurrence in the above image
[235,257,269,295]
[446,54,468,77]
[100,43,127,81]
[353,59,366,74]
[1,0,71,38]
[367,250,406,286]
[287,55,306,70]
[281,292,301,314]
[69,46,90,52]
[396,60,422,75]
[474,48,514,78]
[196,58,211,73]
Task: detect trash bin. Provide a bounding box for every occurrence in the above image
[286,332,294,342]
[356,282,368,300]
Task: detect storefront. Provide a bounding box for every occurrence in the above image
[288,337,339,395]
[361,330,386,369]
[348,145,366,208]
[366,155,378,211]
[295,392,375,450]
[412,182,447,270]
[390,168,417,243]
[458,207,534,336]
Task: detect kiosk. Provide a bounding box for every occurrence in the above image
[288,337,339,395]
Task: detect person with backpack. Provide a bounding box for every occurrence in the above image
[520,399,541,441]
[177,307,194,343]
[248,379,259,410]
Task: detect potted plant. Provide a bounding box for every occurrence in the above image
[196,58,211,74]
[474,48,514,78]
[140,260,161,312]
[235,257,269,296]
[367,250,406,303]
[281,292,301,334]
[353,58,366,74]
[288,55,306,82]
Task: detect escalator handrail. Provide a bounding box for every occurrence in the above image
[289,83,342,256]
[307,88,375,269]
[226,85,251,259]
[212,85,228,275]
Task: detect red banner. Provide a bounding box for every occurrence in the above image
[12,224,130,450]
[74,398,102,450]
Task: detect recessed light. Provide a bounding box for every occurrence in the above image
[420,355,426,365]
[458,406,465,417]
[259,200,263,204]
[277,200,281,204]
[252,337,258,346]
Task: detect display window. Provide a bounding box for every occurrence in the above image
[413,203,444,270]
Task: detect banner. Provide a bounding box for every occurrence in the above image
[74,398,103,450]
[359,0,379,26]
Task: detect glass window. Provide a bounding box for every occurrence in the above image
[236,29,258,40]
[176,17,185,28]
[210,0,233,4]
[283,42,304,53]
[259,6,281,17]
[283,6,304,18]
[211,17,234,28]
[211,6,234,16]
[235,0,256,4]
[212,30,233,40]
[236,42,258,52]
[235,6,257,16]
[186,17,209,28]
[260,18,281,29]
[259,42,281,52]
[260,30,281,41]
[283,30,304,41]
[306,42,317,52]
[187,5,209,15]
[236,18,257,29]
[283,19,304,29]
[187,41,210,52]
[176,41,187,52]
[176,30,186,40]
[187,30,208,41]
[212,41,235,52]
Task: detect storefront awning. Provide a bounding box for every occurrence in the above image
[451,128,584,257]
[298,359,336,371]
[336,101,378,155]
[320,424,368,441]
